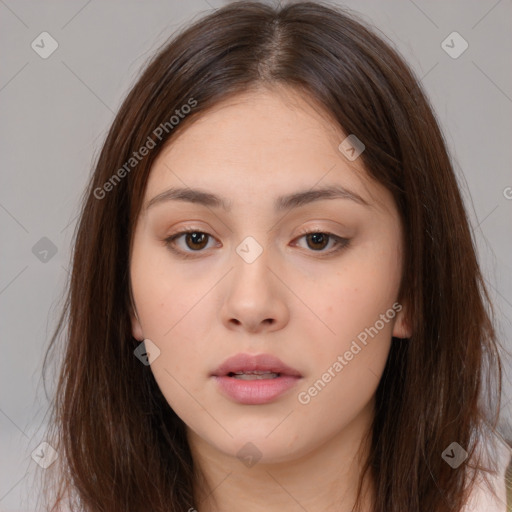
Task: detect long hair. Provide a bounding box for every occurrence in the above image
[38,2,504,510]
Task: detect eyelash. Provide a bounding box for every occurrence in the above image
[163,227,350,259]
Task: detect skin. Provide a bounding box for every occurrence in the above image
[129,84,411,512]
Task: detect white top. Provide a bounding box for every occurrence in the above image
[461,434,510,511]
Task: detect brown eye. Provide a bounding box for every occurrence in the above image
[164,230,216,257]
[184,232,209,250]
[294,230,350,255]
[305,232,330,251]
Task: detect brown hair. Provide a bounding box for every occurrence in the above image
[38,1,505,511]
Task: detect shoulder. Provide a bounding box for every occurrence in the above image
[460,432,510,512]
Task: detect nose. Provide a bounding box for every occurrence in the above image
[220,244,289,334]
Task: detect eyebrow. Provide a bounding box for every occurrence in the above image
[144,184,370,212]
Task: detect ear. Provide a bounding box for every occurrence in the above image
[131,308,144,341]
[129,288,144,341]
[391,300,412,339]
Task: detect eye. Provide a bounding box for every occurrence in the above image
[164,229,218,257]
[293,229,349,254]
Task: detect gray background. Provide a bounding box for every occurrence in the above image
[1,1,511,510]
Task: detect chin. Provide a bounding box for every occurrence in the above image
[212,428,310,466]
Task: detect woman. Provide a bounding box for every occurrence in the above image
[39,2,509,511]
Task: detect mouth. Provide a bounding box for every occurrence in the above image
[227,370,281,380]
[211,352,302,378]
[211,353,302,405]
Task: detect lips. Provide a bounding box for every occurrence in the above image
[211,353,303,405]
[211,353,302,378]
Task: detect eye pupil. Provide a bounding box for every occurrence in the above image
[307,233,328,250]
[186,232,208,250]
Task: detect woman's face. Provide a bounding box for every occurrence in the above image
[129,85,410,464]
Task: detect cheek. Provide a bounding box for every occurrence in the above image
[305,248,400,337]
[130,244,208,380]
[131,260,208,414]
[293,241,400,383]
[294,273,395,426]
[131,240,201,335]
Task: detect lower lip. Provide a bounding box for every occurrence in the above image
[213,375,301,405]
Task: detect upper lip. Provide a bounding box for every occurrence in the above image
[211,353,302,377]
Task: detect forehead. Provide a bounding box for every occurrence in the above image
[143,86,391,213]
[156,85,345,165]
